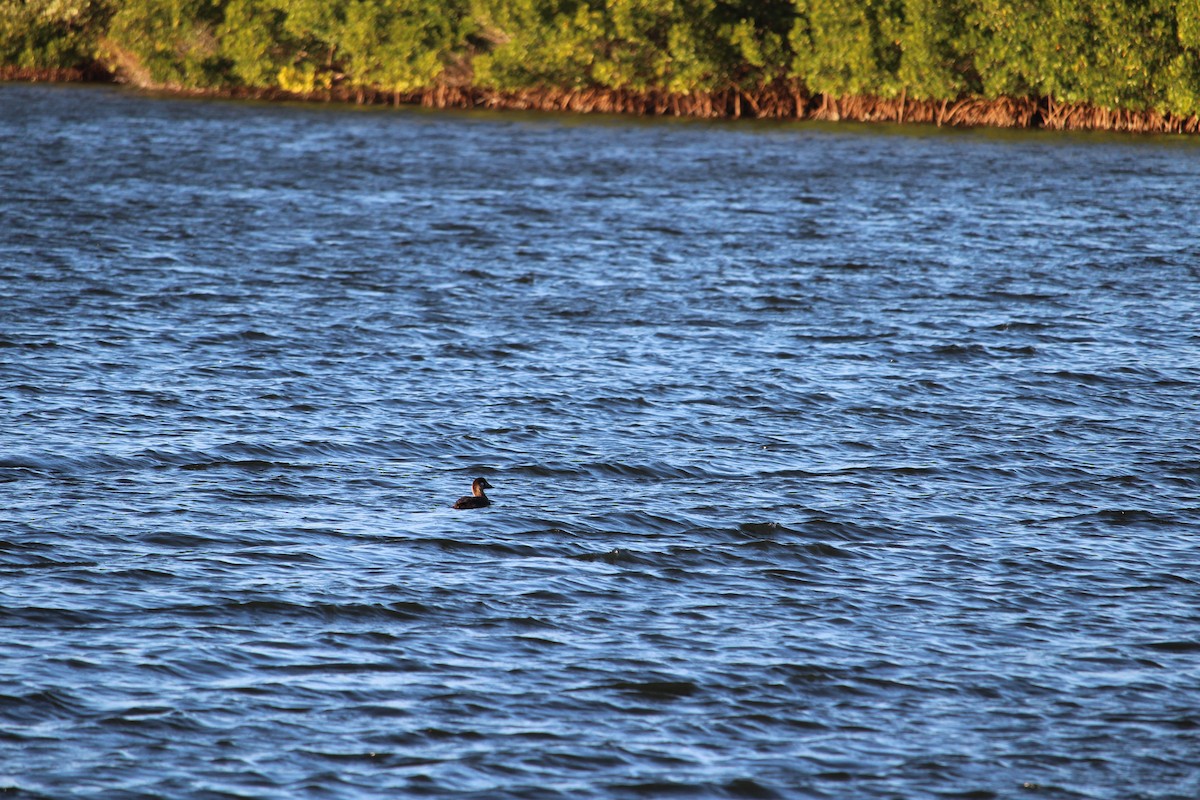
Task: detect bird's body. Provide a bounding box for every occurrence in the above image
[453,477,493,509]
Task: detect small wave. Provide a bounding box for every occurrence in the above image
[749,290,814,311]
[179,458,288,472]
[639,224,686,236]
[581,678,700,699]
[824,261,883,272]
[606,780,711,797]
[988,320,1051,332]
[191,328,281,345]
[1094,508,1181,526]
[1043,369,1112,386]
[430,221,486,235]
[1140,640,1200,653]
[569,548,640,565]
[928,343,992,359]
[0,688,89,724]
[1043,508,1183,530]
[97,707,215,736]
[426,537,545,559]
[737,521,788,537]
[802,541,859,558]
[166,599,434,624]
[0,442,336,479]
[509,460,724,482]
[0,606,104,626]
[0,554,97,570]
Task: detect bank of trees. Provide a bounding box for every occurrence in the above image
[3,0,1200,125]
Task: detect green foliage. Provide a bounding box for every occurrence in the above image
[103,0,227,86]
[1161,52,1200,115]
[789,0,904,97]
[1166,0,1200,114]
[0,0,111,68]
[471,0,794,93]
[1023,0,1165,107]
[2,0,1199,120]
[87,0,472,93]
[896,0,973,99]
[965,0,1195,114]
[963,0,1041,99]
[470,0,606,90]
[709,0,793,88]
[1182,0,1200,49]
[215,0,284,87]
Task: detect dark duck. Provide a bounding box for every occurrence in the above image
[452,477,493,509]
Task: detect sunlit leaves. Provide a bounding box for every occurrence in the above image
[0,0,109,68]
[4,0,1200,119]
[789,0,904,97]
[103,0,226,87]
[895,0,972,99]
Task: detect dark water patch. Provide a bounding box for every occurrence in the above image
[508,460,722,481]
[0,688,90,724]
[0,606,108,626]
[1140,641,1200,654]
[112,599,436,631]
[0,554,98,570]
[179,459,295,472]
[135,530,228,549]
[606,780,711,797]
[569,548,641,566]
[583,679,701,699]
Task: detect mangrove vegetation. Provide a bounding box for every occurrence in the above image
[3,0,1200,131]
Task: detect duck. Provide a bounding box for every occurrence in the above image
[452,477,493,509]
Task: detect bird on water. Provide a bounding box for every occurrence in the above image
[452,477,493,509]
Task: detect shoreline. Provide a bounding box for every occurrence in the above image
[6,68,1198,135]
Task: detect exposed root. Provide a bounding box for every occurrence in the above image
[7,69,1198,134]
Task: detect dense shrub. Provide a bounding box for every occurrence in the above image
[3,0,1199,118]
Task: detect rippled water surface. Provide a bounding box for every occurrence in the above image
[3,83,1200,799]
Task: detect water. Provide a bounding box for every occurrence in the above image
[2,83,1199,799]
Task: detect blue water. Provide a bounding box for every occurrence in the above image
[2,83,1200,799]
